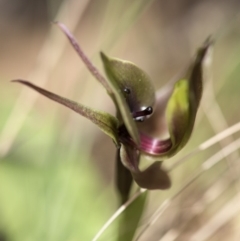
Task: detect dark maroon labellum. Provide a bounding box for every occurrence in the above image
[139,134,172,156]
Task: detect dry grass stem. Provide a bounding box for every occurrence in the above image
[93,123,240,240]
[135,137,240,240]
[91,189,145,241]
[0,0,90,157]
[189,194,240,241]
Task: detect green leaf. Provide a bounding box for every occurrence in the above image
[117,191,147,241]
[100,52,155,144]
[12,80,120,146]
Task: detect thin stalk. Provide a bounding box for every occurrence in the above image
[92,189,145,241]
[92,121,240,241]
[136,138,240,240]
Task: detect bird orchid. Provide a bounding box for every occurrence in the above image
[13,22,212,202]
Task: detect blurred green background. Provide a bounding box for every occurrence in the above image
[1,0,240,240]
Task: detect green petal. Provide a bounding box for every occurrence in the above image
[12,80,120,146]
[166,38,212,156]
[166,79,190,151]
[100,52,155,144]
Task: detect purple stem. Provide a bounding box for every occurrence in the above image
[55,22,112,93]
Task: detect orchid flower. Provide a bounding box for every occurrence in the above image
[13,22,212,202]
